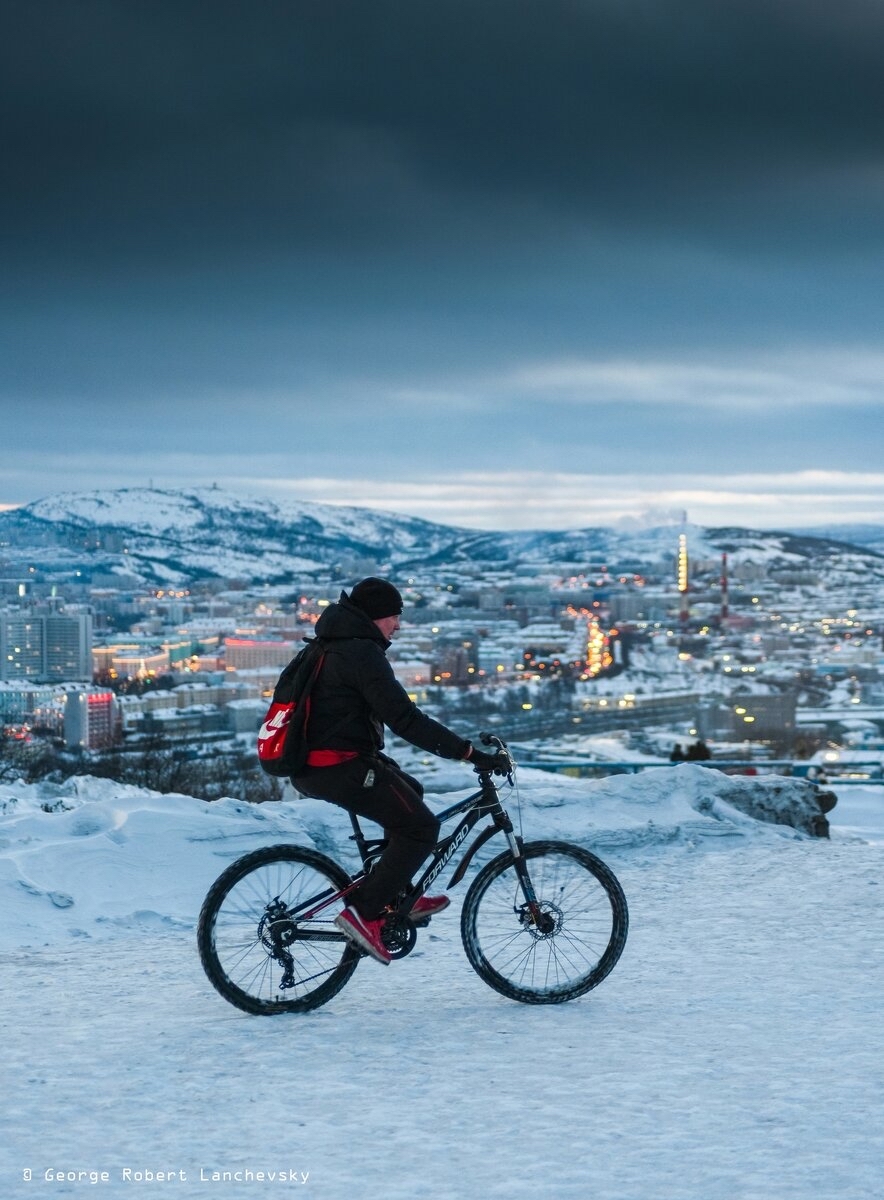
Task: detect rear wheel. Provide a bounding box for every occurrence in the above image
[197,844,359,1015]
[461,840,628,1004]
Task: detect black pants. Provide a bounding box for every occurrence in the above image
[292,756,441,920]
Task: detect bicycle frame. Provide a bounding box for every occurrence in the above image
[290,768,540,935]
[409,772,521,898]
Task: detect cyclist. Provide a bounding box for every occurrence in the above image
[290,577,505,965]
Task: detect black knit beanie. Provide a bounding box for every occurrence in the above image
[349,577,404,619]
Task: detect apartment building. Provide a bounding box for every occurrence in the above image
[0,606,93,682]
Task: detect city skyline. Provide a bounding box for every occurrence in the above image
[3,2,884,531]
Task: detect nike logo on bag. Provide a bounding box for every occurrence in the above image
[258,709,292,741]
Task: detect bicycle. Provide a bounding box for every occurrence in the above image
[197,735,628,1014]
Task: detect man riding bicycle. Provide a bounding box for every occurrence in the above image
[290,577,505,965]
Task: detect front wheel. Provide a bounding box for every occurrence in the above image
[461,840,628,1004]
[197,844,360,1015]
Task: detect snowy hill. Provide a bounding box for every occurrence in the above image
[2,485,882,586]
[3,487,468,585]
[793,523,884,555]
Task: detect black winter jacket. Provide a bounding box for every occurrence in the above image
[305,594,470,761]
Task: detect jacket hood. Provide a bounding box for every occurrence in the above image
[314,593,391,647]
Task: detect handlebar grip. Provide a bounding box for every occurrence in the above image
[476,732,514,776]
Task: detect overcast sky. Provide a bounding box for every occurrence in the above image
[3,0,883,530]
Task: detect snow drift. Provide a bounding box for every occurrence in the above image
[0,764,834,951]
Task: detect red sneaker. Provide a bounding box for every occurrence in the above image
[408,894,451,921]
[334,906,392,965]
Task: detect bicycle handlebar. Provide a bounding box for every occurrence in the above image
[477,731,515,777]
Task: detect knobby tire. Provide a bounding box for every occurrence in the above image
[460,840,628,1004]
[197,844,359,1015]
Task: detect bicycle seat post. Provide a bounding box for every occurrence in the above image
[347,812,371,860]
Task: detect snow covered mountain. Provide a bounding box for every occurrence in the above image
[791,523,884,556]
[1,485,882,586]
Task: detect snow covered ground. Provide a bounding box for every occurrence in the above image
[1,765,882,1200]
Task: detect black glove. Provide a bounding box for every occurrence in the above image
[467,745,510,774]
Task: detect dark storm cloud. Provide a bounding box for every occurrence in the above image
[5,0,884,267]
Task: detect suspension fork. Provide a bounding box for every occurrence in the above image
[490,797,544,920]
[511,846,543,917]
